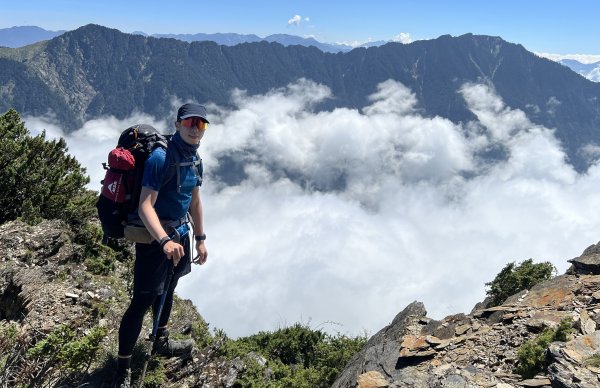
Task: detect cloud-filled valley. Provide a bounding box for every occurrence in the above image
[24,79,600,338]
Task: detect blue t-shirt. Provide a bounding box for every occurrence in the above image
[141,147,202,226]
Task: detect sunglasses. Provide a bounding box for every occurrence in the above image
[180,117,209,130]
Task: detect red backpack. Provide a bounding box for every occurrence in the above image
[96,124,168,244]
[100,147,135,203]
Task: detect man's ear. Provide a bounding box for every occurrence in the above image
[175,121,181,130]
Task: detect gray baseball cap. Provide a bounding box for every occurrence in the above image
[177,103,209,123]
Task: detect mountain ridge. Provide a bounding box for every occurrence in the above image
[1,24,600,172]
[559,58,600,82]
[0,25,65,48]
[0,25,357,52]
[2,25,598,82]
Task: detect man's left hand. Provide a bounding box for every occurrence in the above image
[193,241,208,265]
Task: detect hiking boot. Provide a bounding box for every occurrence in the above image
[111,368,131,388]
[153,330,194,358]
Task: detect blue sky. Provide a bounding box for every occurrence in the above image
[1,0,599,55]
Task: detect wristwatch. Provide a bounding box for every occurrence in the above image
[158,236,171,248]
[195,234,206,242]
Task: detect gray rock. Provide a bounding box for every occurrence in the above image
[441,374,473,387]
[470,296,494,315]
[0,219,79,266]
[526,310,571,331]
[575,309,596,335]
[331,301,427,388]
[387,367,435,387]
[520,377,552,387]
[568,242,600,275]
[547,331,600,388]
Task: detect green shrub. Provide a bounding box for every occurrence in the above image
[0,322,18,347]
[27,324,108,374]
[221,323,367,388]
[234,357,322,388]
[68,193,108,258]
[0,109,91,227]
[0,322,19,370]
[514,318,573,378]
[191,317,213,349]
[139,358,166,388]
[485,259,556,306]
[59,326,108,372]
[0,322,32,384]
[0,109,123,270]
[585,353,600,367]
[85,254,116,275]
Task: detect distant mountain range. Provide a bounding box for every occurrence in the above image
[135,31,357,53]
[558,59,600,82]
[0,26,66,48]
[1,24,600,172]
[2,25,599,83]
[0,25,365,53]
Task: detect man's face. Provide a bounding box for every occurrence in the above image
[177,117,208,145]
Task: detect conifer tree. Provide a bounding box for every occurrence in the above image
[485,259,555,307]
[0,109,93,226]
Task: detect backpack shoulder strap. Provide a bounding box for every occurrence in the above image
[159,141,203,193]
[160,143,179,190]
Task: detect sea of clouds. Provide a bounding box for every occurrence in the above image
[24,79,600,338]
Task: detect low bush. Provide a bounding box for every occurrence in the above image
[514,318,573,378]
[585,353,600,367]
[485,259,556,307]
[221,323,367,388]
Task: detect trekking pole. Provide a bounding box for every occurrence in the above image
[138,262,174,387]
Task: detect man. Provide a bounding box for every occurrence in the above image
[113,103,210,387]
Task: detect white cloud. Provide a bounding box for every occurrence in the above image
[536,52,600,64]
[336,39,365,48]
[24,79,600,339]
[535,53,600,82]
[587,67,600,82]
[287,15,302,26]
[546,96,562,115]
[579,143,600,164]
[392,32,412,44]
[338,33,413,48]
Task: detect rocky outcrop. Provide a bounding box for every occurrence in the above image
[0,219,89,327]
[0,220,242,387]
[333,243,600,388]
[568,243,600,275]
[331,302,427,388]
[547,331,600,387]
[4,219,600,387]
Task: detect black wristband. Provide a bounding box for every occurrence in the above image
[195,234,206,241]
[159,236,171,249]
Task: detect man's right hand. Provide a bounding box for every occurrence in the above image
[162,240,185,266]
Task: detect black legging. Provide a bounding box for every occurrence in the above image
[118,275,180,356]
